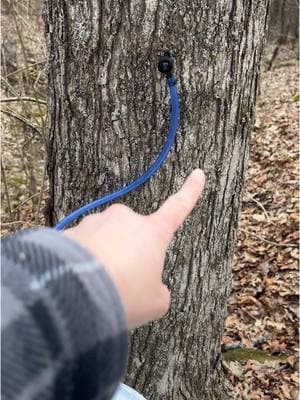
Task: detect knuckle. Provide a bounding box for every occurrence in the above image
[175,194,190,215]
[79,214,96,226]
[108,203,130,214]
[158,220,174,243]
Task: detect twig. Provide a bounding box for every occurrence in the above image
[35,163,47,225]
[14,189,48,210]
[34,68,45,91]
[1,158,14,227]
[245,192,272,223]
[1,77,43,129]
[239,228,298,248]
[0,97,47,105]
[9,0,29,85]
[15,125,30,183]
[281,180,298,186]
[1,221,34,227]
[1,45,8,77]
[8,0,47,142]
[1,108,41,136]
[4,59,46,79]
[32,70,47,140]
[9,0,47,139]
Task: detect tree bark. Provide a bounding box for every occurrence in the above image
[43,1,269,399]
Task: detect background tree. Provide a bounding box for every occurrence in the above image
[268,0,299,43]
[43,1,269,399]
[267,0,299,70]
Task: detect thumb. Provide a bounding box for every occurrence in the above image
[152,169,205,241]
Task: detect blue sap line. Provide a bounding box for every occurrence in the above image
[55,75,179,231]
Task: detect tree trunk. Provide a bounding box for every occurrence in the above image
[268,0,299,43]
[43,1,269,399]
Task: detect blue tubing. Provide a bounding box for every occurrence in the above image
[55,75,179,231]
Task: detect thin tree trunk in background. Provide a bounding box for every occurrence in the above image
[43,1,269,399]
[268,0,299,42]
[267,0,298,70]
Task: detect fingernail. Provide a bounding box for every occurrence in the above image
[191,169,204,179]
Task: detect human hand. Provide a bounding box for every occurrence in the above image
[63,169,205,329]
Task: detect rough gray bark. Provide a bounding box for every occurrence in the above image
[43,1,269,399]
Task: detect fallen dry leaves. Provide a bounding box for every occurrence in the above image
[223,46,299,400]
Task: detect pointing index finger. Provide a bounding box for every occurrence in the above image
[153,169,205,240]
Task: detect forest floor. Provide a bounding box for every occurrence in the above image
[1,3,299,398]
[222,46,299,400]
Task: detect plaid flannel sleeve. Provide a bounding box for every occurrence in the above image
[1,228,128,400]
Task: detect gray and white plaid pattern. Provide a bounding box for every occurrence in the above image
[1,228,128,400]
